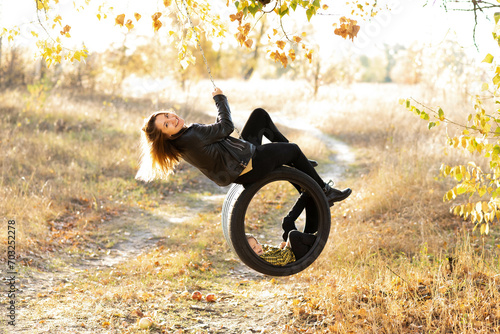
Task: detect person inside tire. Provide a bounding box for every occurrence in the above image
[246,231,316,266]
[136,87,351,205]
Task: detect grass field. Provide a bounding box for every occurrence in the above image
[1,79,500,333]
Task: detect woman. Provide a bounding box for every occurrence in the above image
[136,87,351,205]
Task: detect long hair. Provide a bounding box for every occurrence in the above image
[135,111,182,182]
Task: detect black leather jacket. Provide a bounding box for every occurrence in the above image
[171,95,255,186]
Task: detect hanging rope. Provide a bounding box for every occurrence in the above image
[180,0,217,89]
[180,0,243,137]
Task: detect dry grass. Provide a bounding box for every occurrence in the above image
[0,86,215,265]
[2,78,500,333]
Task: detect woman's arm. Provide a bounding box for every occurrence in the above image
[195,87,234,141]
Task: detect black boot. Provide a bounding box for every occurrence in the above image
[323,181,352,206]
[282,219,297,242]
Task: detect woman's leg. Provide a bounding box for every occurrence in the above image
[288,230,317,260]
[282,192,309,241]
[235,143,324,186]
[240,108,289,146]
[234,143,352,205]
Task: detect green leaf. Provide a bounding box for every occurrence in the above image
[248,4,259,16]
[290,0,298,11]
[495,12,500,24]
[428,122,436,130]
[312,0,321,8]
[438,107,444,121]
[483,53,494,64]
[306,7,314,21]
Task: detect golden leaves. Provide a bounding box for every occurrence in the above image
[268,32,310,67]
[234,21,253,49]
[115,14,125,26]
[152,12,163,32]
[333,16,360,41]
[54,15,62,26]
[163,0,172,7]
[231,11,253,48]
[270,51,288,68]
[36,0,49,11]
[125,20,134,31]
[60,25,71,37]
[276,40,286,50]
[230,11,243,25]
[116,13,139,31]
[305,50,313,63]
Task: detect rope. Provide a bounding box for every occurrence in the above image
[180,0,217,89]
[180,0,243,137]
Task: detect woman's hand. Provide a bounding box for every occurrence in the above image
[212,87,223,97]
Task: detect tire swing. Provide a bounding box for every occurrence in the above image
[221,166,331,276]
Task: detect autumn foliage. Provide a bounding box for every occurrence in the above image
[401,14,500,234]
[0,0,376,70]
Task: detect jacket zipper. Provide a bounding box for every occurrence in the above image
[226,138,248,168]
[226,138,245,151]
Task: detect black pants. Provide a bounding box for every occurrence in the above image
[234,108,325,188]
[288,230,317,260]
[282,192,318,241]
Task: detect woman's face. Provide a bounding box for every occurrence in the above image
[154,112,185,137]
[248,237,263,256]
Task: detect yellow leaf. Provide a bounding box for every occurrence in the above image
[280,52,288,68]
[134,13,141,21]
[31,31,38,37]
[125,19,134,31]
[54,15,62,25]
[152,12,162,20]
[97,13,101,21]
[115,14,125,26]
[306,50,313,63]
[273,28,278,35]
[276,40,286,50]
[244,38,253,48]
[293,36,302,43]
[163,0,172,7]
[60,25,71,35]
[334,16,360,41]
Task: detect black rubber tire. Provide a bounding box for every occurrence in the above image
[221,166,331,276]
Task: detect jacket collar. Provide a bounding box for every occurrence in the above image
[169,125,188,140]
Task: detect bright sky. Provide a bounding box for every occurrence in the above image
[0,0,496,62]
